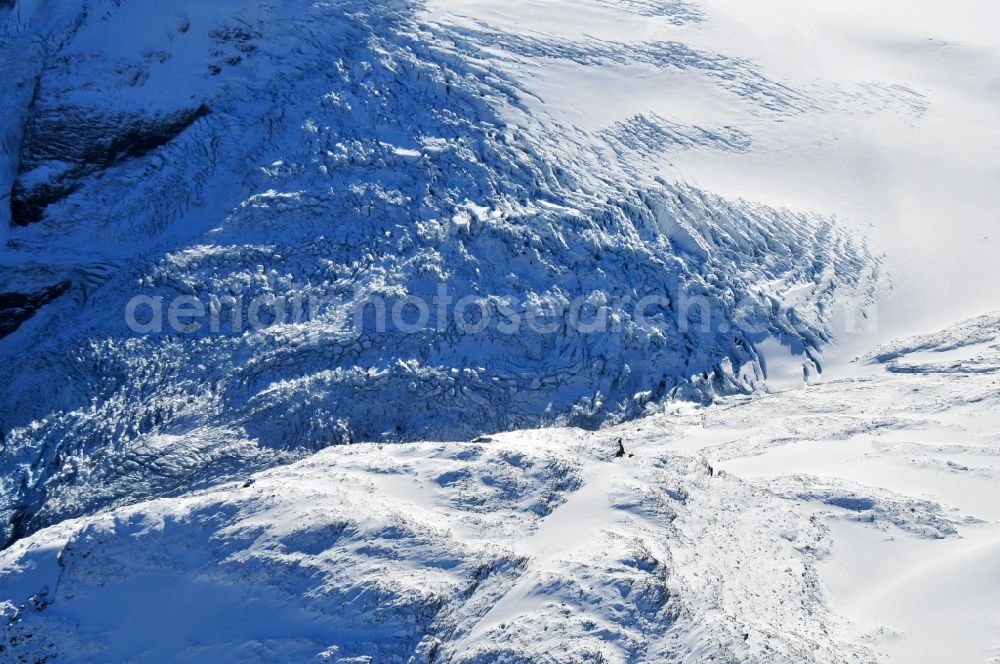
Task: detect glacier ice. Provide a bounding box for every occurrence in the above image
[0,0,875,544]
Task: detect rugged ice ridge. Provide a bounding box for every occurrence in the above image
[0,0,879,545]
[3,313,998,663]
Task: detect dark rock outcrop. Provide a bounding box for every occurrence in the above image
[10,104,209,226]
[0,281,71,338]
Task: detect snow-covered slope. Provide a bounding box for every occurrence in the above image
[2,0,998,661]
[0,0,878,545]
[2,313,998,663]
[0,432,865,663]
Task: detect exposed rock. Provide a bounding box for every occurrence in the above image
[11,105,209,225]
[0,282,71,339]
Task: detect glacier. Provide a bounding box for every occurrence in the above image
[0,0,876,544]
[2,0,999,662]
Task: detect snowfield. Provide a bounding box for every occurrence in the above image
[1,0,999,661]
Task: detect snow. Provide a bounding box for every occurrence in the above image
[2,314,998,662]
[823,521,1000,664]
[0,430,863,662]
[427,0,1000,339]
[0,0,879,544]
[1,0,998,661]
